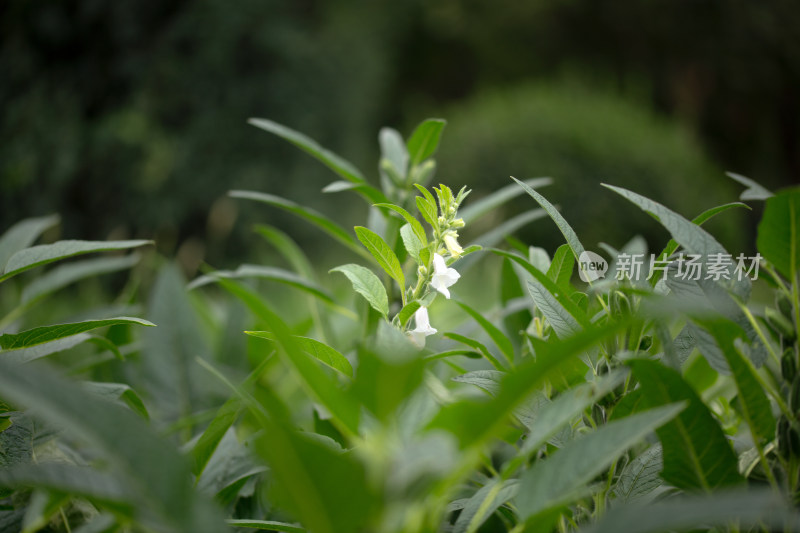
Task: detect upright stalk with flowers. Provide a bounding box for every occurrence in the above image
[335,183,479,348]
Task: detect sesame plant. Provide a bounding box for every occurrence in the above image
[1,117,800,533]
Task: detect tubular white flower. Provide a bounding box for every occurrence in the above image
[443,232,464,258]
[408,306,437,348]
[430,253,460,299]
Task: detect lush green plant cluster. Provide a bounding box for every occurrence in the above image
[1,118,800,533]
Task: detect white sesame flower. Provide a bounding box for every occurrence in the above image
[430,253,460,299]
[443,232,464,258]
[408,306,437,348]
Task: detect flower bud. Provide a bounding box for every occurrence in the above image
[443,233,463,258]
[451,218,465,229]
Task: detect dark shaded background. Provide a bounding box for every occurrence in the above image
[2,0,798,265]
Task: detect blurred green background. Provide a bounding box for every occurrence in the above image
[3,0,799,269]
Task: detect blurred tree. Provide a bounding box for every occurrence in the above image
[438,83,745,254]
[0,0,410,263]
[398,0,800,187]
[1,0,796,265]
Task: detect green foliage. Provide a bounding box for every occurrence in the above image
[0,317,154,350]
[3,117,800,533]
[758,186,800,280]
[629,360,744,491]
[330,264,389,317]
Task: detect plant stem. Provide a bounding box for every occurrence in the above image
[60,508,72,533]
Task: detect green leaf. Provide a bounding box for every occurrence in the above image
[603,184,728,258]
[1,333,91,364]
[330,264,389,317]
[757,186,800,279]
[229,190,369,260]
[518,371,628,457]
[190,355,272,480]
[700,319,775,444]
[455,301,514,367]
[373,203,427,246]
[21,254,140,305]
[452,369,506,396]
[612,444,663,502]
[0,240,151,283]
[188,264,335,305]
[399,224,425,263]
[414,183,437,206]
[218,278,361,436]
[527,280,582,339]
[191,398,242,477]
[516,404,684,522]
[649,202,750,286]
[0,214,60,271]
[528,246,551,272]
[415,195,439,229]
[628,359,745,491]
[247,118,386,204]
[546,244,575,291]
[683,351,718,392]
[226,519,305,532]
[453,479,519,533]
[321,180,364,194]
[140,263,216,424]
[512,176,586,263]
[425,350,482,361]
[453,370,542,429]
[580,489,800,533]
[406,118,446,167]
[0,317,154,351]
[459,178,552,224]
[81,382,150,420]
[0,464,132,505]
[253,412,376,533]
[195,428,264,500]
[664,275,767,369]
[500,258,530,340]
[492,249,590,330]
[0,415,33,468]
[727,171,774,201]
[429,320,628,450]
[350,333,425,422]
[608,389,645,422]
[444,332,504,371]
[397,300,421,327]
[0,359,224,532]
[246,331,353,377]
[354,226,405,288]
[379,127,408,178]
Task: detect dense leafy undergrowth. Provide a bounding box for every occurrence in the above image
[1,118,800,533]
